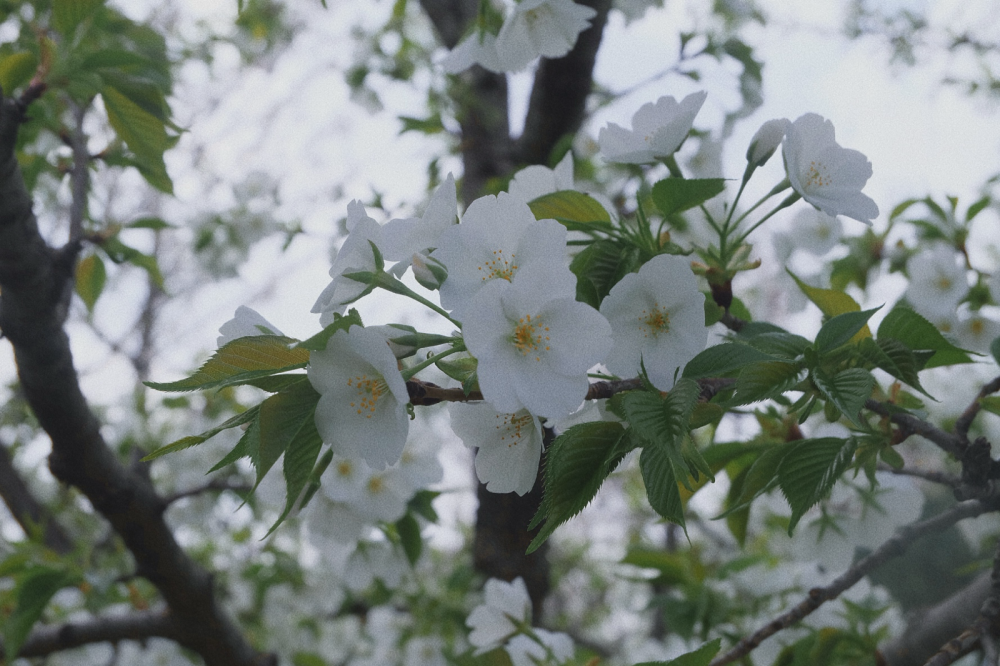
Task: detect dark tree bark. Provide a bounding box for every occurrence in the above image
[0,87,273,666]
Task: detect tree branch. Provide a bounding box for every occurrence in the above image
[864,399,965,458]
[710,499,993,666]
[2,608,180,660]
[0,86,272,666]
[0,435,74,554]
[955,375,1000,443]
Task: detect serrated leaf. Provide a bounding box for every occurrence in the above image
[651,178,726,217]
[812,368,874,427]
[263,408,323,536]
[295,309,364,351]
[743,331,811,359]
[858,337,930,397]
[527,422,634,553]
[256,384,320,489]
[208,417,259,473]
[75,253,107,311]
[52,0,105,36]
[788,271,863,318]
[729,361,802,406]
[717,444,790,519]
[633,638,722,666]
[528,190,612,225]
[682,342,781,379]
[145,336,310,392]
[814,307,879,352]
[778,437,856,533]
[877,306,973,368]
[396,513,422,565]
[143,405,260,461]
[4,567,81,658]
[640,443,685,529]
[101,85,174,192]
[570,239,640,308]
[0,52,37,94]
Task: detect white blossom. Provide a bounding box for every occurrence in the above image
[432,192,576,321]
[382,174,457,279]
[217,306,282,346]
[782,113,879,225]
[449,402,544,495]
[463,272,612,419]
[904,243,968,320]
[792,207,843,256]
[308,326,409,468]
[312,202,384,326]
[507,152,576,203]
[467,577,532,653]
[599,254,707,391]
[598,91,707,164]
[954,309,1000,353]
[507,629,574,666]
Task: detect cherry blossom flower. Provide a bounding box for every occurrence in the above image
[432,192,576,321]
[467,577,532,653]
[507,152,575,203]
[597,91,707,164]
[792,207,843,256]
[382,174,457,279]
[312,202,384,326]
[308,326,409,468]
[954,309,1000,353]
[448,402,544,495]
[506,630,574,666]
[463,273,612,419]
[904,243,968,320]
[494,0,597,71]
[599,254,707,391]
[217,306,282,346]
[782,113,879,225]
[746,118,789,169]
[440,31,503,74]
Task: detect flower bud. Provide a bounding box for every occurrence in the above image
[746,118,789,168]
[411,252,448,291]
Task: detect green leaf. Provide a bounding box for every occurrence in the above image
[527,422,634,553]
[778,437,856,533]
[101,236,165,287]
[263,406,323,535]
[788,271,863,318]
[717,444,791,518]
[256,384,320,489]
[75,253,107,311]
[570,239,640,308]
[396,512,422,565]
[729,361,802,406]
[651,178,726,217]
[125,216,174,230]
[682,342,781,379]
[812,368,874,427]
[640,442,685,529]
[858,337,930,397]
[145,336,311,392]
[143,405,260,461]
[52,0,105,36]
[743,331,811,359]
[528,190,612,225]
[633,638,722,666]
[0,52,37,94]
[992,336,1000,368]
[814,307,880,352]
[398,113,444,135]
[878,306,973,368]
[101,85,173,192]
[208,417,259,473]
[295,309,364,350]
[4,566,81,659]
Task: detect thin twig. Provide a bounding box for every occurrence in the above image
[876,462,960,488]
[710,499,993,666]
[955,375,1000,443]
[163,480,252,506]
[865,399,965,458]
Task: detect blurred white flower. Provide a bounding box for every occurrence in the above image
[440,31,503,74]
[449,402,544,495]
[904,243,967,320]
[308,326,409,469]
[598,91,707,164]
[344,541,409,592]
[463,273,612,419]
[782,113,879,225]
[954,309,1000,353]
[507,629,574,666]
[614,0,663,23]
[494,0,597,71]
[404,636,448,666]
[467,577,532,652]
[433,192,576,321]
[792,208,843,256]
[599,254,707,391]
[382,174,457,279]
[508,152,575,203]
[217,306,282,346]
[312,201,384,325]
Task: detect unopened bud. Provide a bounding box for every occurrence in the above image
[746,118,790,168]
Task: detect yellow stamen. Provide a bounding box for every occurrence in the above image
[511,313,550,361]
[346,373,389,419]
[494,412,535,448]
[479,249,519,282]
[639,302,671,338]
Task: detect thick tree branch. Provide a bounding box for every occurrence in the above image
[0,435,74,554]
[864,398,965,458]
[516,0,612,166]
[955,375,1000,443]
[710,499,993,666]
[1,608,180,660]
[0,89,271,666]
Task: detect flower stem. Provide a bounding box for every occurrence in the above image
[732,191,801,248]
[401,344,466,381]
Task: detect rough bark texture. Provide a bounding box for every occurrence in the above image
[0,89,272,666]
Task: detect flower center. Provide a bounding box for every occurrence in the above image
[511,313,551,362]
[494,412,534,448]
[347,373,389,419]
[971,319,985,336]
[478,249,519,282]
[336,460,354,478]
[935,275,953,292]
[803,160,832,190]
[639,303,671,337]
[367,474,385,494]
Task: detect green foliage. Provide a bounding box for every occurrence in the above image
[632,638,722,666]
[877,306,973,368]
[570,238,641,308]
[651,178,727,217]
[527,189,612,226]
[74,253,106,311]
[2,563,82,659]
